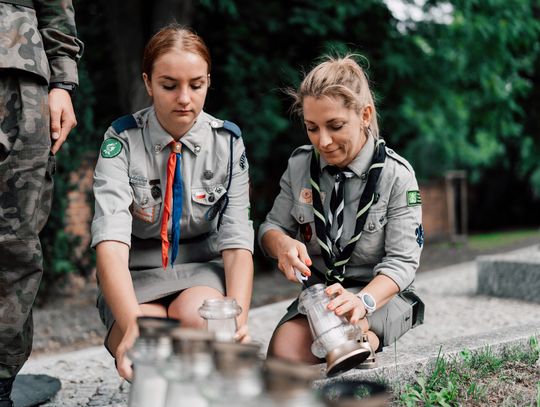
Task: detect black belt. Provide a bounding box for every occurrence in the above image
[0,0,34,9]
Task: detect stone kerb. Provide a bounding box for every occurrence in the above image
[477,251,540,303]
[313,323,540,388]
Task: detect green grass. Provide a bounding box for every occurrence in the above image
[435,229,539,251]
[396,337,540,406]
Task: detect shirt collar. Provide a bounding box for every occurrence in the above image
[180,111,209,155]
[319,133,375,178]
[147,107,175,153]
[147,108,207,155]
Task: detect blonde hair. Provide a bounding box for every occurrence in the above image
[289,54,379,138]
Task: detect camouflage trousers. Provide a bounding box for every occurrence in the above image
[0,70,54,378]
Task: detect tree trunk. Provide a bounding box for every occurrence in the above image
[101,0,193,112]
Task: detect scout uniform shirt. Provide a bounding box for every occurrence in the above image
[91,107,254,303]
[258,135,423,292]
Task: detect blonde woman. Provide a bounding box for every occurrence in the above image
[259,55,424,367]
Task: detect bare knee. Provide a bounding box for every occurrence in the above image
[268,318,320,364]
[168,286,223,328]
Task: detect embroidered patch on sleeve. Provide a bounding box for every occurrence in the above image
[407,190,422,206]
[239,151,248,170]
[101,138,123,158]
[415,224,424,247]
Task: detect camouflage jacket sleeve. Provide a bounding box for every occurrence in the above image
[34,0,83,84]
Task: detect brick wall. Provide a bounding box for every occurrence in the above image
[65,158,94,264]
[419,179,451,241]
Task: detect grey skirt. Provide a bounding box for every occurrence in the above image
[96,236,226,351]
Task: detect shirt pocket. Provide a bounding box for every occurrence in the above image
[190,184,228,224]
[290,204,320,255]
[131,184,162,224]
[352,209,387,263]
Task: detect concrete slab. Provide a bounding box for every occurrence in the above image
[478,251,540,302]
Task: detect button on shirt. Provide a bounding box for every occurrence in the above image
[258,136,422,291]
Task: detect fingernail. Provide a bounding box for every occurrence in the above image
[52,132,59,139]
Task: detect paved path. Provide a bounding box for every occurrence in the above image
[19,246,540,406]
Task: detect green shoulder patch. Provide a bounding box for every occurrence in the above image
[407,190,422,206]
[101,138,123,158]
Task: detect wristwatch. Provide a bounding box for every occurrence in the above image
[49,81,77,96]
[357,292,376,316]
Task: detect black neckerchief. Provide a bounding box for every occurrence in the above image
[309,138,386,283]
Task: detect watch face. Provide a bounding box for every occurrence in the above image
[363,294,375,308]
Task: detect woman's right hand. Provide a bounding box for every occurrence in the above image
[275,234,312,283]
[115,322,139,381]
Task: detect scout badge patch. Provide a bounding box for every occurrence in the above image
[407,190,422,206]
[132,203,158,223]
[239,151,248,170]
[299,188,313,204]
[101,138,122,158]
[415,224,424,247]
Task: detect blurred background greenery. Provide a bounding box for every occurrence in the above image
[40,0,540,288]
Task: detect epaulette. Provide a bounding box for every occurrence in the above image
[385,146,414,173]
[221,120,242,138]
[291,145,314,157]
[111,114,140,134]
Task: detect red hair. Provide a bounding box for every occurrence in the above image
[142,24,211,78]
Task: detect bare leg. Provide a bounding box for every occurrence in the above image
[267,316,321,364]
[167,286,223,328]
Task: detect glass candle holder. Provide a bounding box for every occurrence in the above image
[198,297,241,342]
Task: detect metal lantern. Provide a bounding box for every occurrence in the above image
[298,284,370,376]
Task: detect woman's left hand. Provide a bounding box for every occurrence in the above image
[234,323,251,343]
[326,283,367,324]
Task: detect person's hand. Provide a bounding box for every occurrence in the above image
[275,235,312,283]
[234,323,251,343]
[48,88,77,154]
[115,322,139,381]
[326,283,367,324]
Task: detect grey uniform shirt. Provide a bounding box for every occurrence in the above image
[91,107,254,257]
[258,136,422,291]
